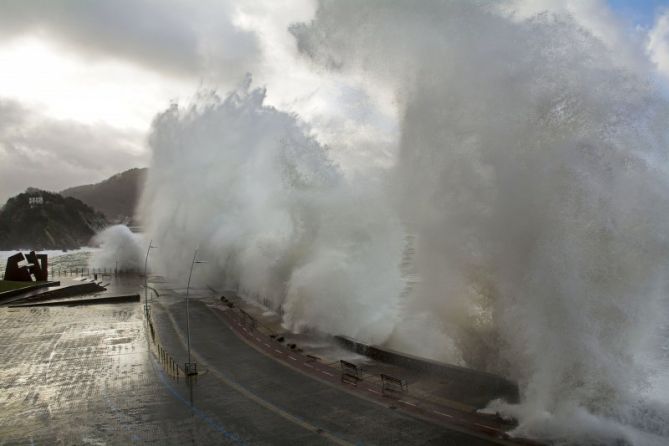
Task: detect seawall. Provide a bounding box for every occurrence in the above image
[335,335,519,407]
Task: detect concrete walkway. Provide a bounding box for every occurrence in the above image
[0,275,527,445]
[148,282,519,445]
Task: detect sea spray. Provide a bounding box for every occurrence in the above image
[291,1,669,444]
[140,78,405,344]
[134,1,669,443]
[89,224,144,271]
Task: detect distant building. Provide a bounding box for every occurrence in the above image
[28,196,44,206]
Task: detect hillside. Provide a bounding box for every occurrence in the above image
[61,168,147,224]
[0,190,108,250]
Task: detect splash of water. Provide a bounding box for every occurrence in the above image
[89,224,144,271]
[291,1,669,444]
[138,1,669,443]
[140,79,405,344]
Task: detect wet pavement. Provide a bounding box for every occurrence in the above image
[148,282,515,445]
[0,303,208,444]
[0,288,327,444]
[0,275,513,445]
[217,292,513,412]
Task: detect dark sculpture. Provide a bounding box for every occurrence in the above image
[3,251,48,281]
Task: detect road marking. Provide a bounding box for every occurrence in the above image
[264,343,271,348]
[254,337,261,342]
[145,341,244,443]
[367,388,381,395]
[433,410,453,418]
[304,364,314,369]
[399,400,416,407]
[475,423,497,431]
[158,301,356,446]
[288,356,297,361]
[274,349,283,354]
[321,371,334,377]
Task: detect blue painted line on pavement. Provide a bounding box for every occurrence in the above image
[148,347,246,445]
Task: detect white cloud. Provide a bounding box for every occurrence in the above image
[0,37,191,130]
[648,10,669,82]
[0,98,147,204]
[0,0,275,201]
[0,0,259,82]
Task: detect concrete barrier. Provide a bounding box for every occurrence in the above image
[334,335,519,407]
[5,281,106,305]
[0,281,60,304]
[10,294,140,307]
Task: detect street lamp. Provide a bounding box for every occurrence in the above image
[144,240,157,314]
[185,249,207,376]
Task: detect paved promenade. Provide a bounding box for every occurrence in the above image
[0,276,522,445]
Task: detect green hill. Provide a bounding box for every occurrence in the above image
[0,189,108,250]
[61,168,147,224]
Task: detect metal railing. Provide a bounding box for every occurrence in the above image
[145,305,182,379]
[1,266,142,279]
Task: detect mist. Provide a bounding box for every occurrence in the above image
[90,224,144,271]
[291,1,669,443]
[141,79,405,344]
[137,1,669,444]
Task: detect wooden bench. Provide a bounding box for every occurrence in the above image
[381,373,408,394]
[340,360,363,385]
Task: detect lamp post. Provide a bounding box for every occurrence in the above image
[144,240,157,314]
[185,249,207,376]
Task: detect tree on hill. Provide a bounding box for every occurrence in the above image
[0,190,108,250]
[61,168,147,224]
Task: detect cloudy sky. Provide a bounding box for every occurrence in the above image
[1,0,669,204]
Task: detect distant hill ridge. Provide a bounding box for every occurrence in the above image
[0,190,108,250]
[61,168,147,224]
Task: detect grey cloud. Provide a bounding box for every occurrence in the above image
[0,0,259,81]
[0,98,147,204]
[0,100,28,130]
